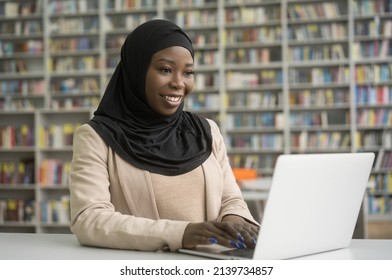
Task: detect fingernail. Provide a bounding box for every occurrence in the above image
[239,241,247,249]
[208,237,218,244]
[229,241,241,249]
[237,233,245,243]
[252,238,257,245]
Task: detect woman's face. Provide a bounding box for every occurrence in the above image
[145,46,195,116]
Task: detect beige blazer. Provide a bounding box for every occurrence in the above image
[69,119,257,251]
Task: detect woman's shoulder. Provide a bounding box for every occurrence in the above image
[74,123,102,143]
[205,118,221,136]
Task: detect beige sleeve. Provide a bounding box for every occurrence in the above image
[69,124,189,251]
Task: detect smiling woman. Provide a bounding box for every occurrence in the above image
[69,19,259,252]
[145,46,195,116]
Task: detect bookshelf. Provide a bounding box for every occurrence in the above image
[1,0,392,235]
[352,0,392,224]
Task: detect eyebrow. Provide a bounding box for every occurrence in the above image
[157,58,194,67]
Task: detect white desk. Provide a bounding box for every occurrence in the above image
[0,233,391,260]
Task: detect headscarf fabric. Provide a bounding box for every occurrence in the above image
[88,19,212,176]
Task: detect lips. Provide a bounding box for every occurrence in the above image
[160,94,183,107]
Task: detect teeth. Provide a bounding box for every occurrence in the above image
[164,95,181,102]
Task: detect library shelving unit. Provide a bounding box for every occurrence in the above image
[223,0,284,175]
[352,0,392,225]
[163,0,222,125]
[1,0,392,235]
[0,0,94,233]
[286,0,352,155]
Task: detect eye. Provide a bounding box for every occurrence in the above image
[185,70,195,77]
[160,67,171,73]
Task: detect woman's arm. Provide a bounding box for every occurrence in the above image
[182,120,261,250]
[69,124,189,251]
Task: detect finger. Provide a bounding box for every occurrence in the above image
[206,222,248,249]
[212,221,240,240]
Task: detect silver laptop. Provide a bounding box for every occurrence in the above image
[179,152,375,260]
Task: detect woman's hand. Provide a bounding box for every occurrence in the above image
[221,215,259,248]
[182,216,259,249]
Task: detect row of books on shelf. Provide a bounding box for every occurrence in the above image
[224,27,282,45]
[289,88,349,107]
[49,37,95,53]
[226,112,284,130]
[290,131,350,150]
[182,0,218,5]
[355,20,392,37]
[355,64,392,83]
[194,50,218,66]
[0,125,34,148]
[195,73,218,90]
[51,96,100,110]
[50,17,99,35]
[226,70,283,89]
[289,111,349,128]
[288,67,350,85]
[104,13,156,32]
[0,99,41,111]
[105,35,126,50]
[107,0,156,10]
[49,77,99,94]
[0,79,45,97]
[1,95,98,110]
[39,123,80,148]
[186,93,220,111]
[368,173,392,194]
[0,160,35,185]
[229,154,278,171]
[48,0,96,15]
[172,10,217,28]
[0,1,41,17]
[353,0,392,15]
[288,44,346,61]
[356,130,386,148]
[367,194,391,215]
[39,159,70,186]
[225,6,281,24]
[356,85,392,105]
[0,40,43,56]
[188,32,218,48]
[287,2,345,20]
[352,40,392,59]
[226,133,283,150]
[287,23,347,41]
[227,91,281,109]
[0,20,42,36]
[357,108,392,126]
[0,199,34,224]
[84,128,376,151]
[106,55,120,69]
[226,48,275,64]
[41,196,70,224]
[375,150,392,169]
[0,196,71,225]
[0,60,33,74]
[48,56,100,73]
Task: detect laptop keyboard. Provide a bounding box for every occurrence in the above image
[221,248,254,259]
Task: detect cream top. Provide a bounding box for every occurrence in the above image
[150,166,206,222]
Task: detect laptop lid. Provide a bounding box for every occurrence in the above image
[254,152,374,259]
[179,152,374,260]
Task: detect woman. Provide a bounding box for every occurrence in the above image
[69,19,259,252]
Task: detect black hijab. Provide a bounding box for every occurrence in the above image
[88,19,212,176]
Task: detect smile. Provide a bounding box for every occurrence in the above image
[160,94,182,103]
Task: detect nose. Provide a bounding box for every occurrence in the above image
[169,73,185,90]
